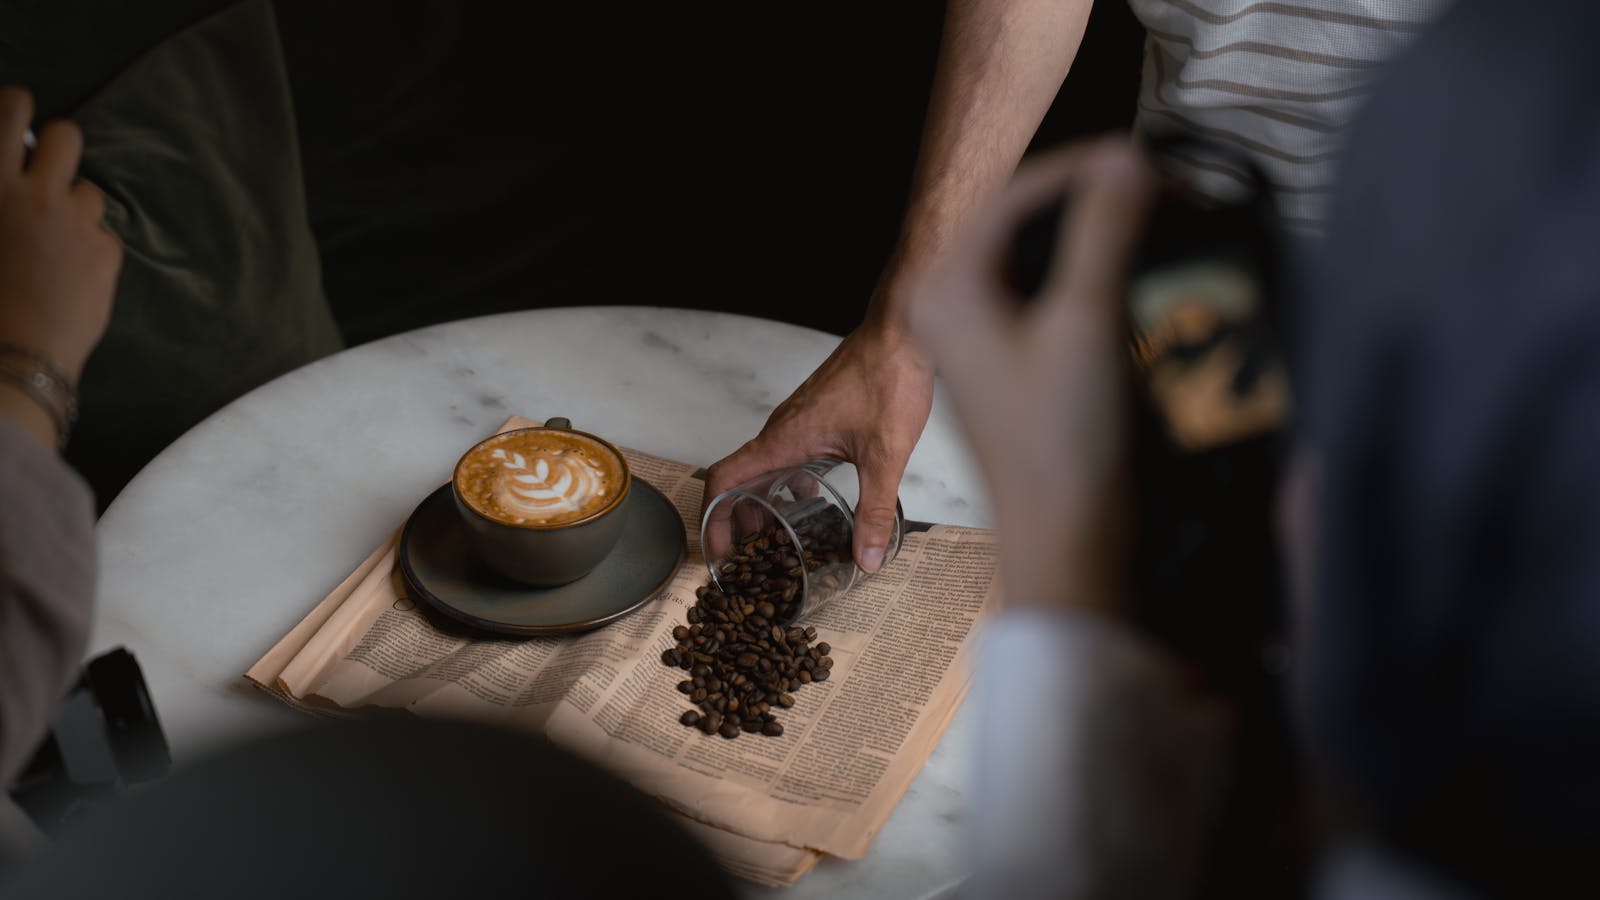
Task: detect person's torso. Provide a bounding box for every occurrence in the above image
[1128,0,1452,231]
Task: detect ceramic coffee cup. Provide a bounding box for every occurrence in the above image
[452,417,631,586]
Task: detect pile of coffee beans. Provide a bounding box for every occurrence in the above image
[660,520,851,739]
[660,583,834,740]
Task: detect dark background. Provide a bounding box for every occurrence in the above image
[3,0,1142,502]
[271,0,1144,340]
[5,0,1143,341]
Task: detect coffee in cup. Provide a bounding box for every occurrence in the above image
[452,418,631,586]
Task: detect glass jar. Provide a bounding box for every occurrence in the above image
[699,459,904,624]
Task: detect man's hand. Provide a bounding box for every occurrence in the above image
[0,86,121,385]
[704,321,934,573]
[908,136,1156,613]
[707,0,1095,574]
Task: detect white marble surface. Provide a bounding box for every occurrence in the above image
[91,306,989,898]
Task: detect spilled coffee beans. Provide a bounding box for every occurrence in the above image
[707,520,849,626]
[660,522,845,740]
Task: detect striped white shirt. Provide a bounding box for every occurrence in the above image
[1129,0,1453,231]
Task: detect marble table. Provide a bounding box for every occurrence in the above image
[90,306,989,899]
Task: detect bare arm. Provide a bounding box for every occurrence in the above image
[912,140,1223,899]
[707,0,1093,569]
[0,85,120,795]
[873,0,1094,321]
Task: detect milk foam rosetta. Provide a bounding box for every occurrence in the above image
[455,430,625,526]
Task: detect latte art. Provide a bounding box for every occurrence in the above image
[455,428,627,527]
[492,447,607,518]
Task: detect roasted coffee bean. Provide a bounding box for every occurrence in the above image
[677,680,693,694]
[719,722,739,739]
[817,656,833,669]
[804,626,818,641]
[741,719,762,733]
[777,692,795,708]
[681,710,701,727]
[690,687,707,703]
[672,625,690,641]
[812,667,830,682]
[736,652,758,669]
[762,721,784,737]
[816,642,831,656]
[798,670,812,684]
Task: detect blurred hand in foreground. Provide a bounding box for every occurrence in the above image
[908,137,1157,614]
[0,87,121,383]
[0,86,121,448]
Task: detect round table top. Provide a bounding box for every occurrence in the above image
[91,306,988,898]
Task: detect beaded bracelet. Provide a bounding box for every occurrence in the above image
[0,344,79,449]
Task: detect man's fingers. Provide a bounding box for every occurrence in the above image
[851,454,907,574]
[912,135,1149,371]
[703,436,809,560]
[0,86,33,176]
[704,436,804,502]
[29,120,83,187]
[71,179,106,225]
[1042,142,1158,309]
[939,135,1134,276]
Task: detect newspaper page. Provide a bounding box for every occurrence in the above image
[678,818,821,887]
[247,416,1000,872]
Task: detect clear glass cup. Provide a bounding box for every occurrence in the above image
[699,460,904,624]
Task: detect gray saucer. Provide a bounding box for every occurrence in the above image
[398,478,686,636]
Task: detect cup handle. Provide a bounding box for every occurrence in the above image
[544,417,572,430]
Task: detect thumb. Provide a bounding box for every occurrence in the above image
[852,456,905,574]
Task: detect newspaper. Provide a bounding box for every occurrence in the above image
[247,416,1000,885]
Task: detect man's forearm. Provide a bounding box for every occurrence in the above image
[872,0,1093,323]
